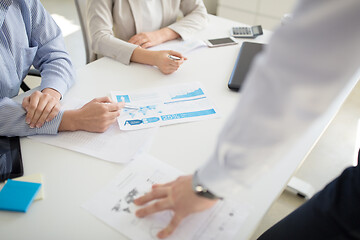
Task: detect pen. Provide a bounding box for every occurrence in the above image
[168,55,181,61]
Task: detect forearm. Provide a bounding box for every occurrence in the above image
[130,47,157,66]
[30,0,75,97]
[58,110,78,132]
[0,98,62,137]
[197,0,360,199]
[156,28,180,43]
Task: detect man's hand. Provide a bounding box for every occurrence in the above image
[134,175,217,239]
[128,28,180,49]
[59,97,124,133]
[22,88,61,128]
[154,50,187,75]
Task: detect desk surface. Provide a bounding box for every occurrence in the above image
[1,15,358,240]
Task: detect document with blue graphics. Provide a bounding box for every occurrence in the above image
[111,82,220,130]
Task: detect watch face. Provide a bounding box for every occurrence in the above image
[195,185,204,193]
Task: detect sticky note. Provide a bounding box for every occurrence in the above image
[12,174,44,200]
[0,179,41,212]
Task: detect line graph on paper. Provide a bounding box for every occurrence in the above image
[111,82,220,130]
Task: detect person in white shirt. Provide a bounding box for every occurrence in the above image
[132,0,360,238]
[87,0,208,74]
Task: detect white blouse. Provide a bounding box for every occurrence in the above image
[140,0,163,33]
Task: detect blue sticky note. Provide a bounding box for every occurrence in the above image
[0,179,41,212]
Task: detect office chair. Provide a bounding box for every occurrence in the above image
[74,0,97,64]
[20,68,41,92]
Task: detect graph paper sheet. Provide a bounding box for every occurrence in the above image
[111,82,220,130]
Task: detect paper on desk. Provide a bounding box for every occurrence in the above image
[28,100,157,163]
[148,39,207,55]
[111,82,220,130]
[82,154,249,240]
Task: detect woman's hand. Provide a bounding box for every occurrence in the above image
[154,50,187,74]
[128,28,180,49]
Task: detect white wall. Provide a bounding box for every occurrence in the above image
[214,0,297,30]
[203,0,218,15]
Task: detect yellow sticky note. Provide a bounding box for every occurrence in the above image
[12,174,44,201]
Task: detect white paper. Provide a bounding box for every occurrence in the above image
[29,100,157,163]
[111,82,220,130]
[82,154,249,240]
[148,39,207,55]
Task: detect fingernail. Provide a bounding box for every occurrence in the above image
[26,119,30,124]
[36,123,41,128]
[29,125,35,129]
[135,210,142,217]
[158,232,165,239]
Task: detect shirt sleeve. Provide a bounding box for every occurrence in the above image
[168,0,208,40]
[87,0,138,65]
[29,0,75,97]
[0,97,63,137]
[197,0,360,200]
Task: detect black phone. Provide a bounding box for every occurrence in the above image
[0,136,24,182]
[228,42,265,91]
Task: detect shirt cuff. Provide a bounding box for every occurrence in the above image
[34,110,64,135]
[197,154,246,200]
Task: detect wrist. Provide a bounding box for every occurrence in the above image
[192,171,222,200]
[58,109,79,132]
[42,88,61,100]
[131,47,157,66]
[160,28,180,42]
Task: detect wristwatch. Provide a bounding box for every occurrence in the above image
[192,171,222,200]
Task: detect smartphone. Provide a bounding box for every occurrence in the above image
[204,37,238,48]
[231,25,263,38]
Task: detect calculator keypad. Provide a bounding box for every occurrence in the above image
[232,27,252,36]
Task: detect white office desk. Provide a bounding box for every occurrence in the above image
[1,15,358,240]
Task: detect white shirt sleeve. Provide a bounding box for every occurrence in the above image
[197,0,360,199]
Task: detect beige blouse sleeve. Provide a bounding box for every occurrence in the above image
[87,0,137,65]
[168,0,208,40]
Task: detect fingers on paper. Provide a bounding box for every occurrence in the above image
[135,198,172,218]
[157,214,183,239]
[134,187,168,206]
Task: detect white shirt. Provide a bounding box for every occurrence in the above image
[197,0,360,199]
[140,0,163,33]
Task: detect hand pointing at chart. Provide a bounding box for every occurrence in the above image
[58,97,125,133]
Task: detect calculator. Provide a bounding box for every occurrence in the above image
[231,25,263,38]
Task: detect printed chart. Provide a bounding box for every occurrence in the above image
[111,82,219,130]
[82,154,250,240]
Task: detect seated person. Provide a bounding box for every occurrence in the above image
[87,0,208,74]
[0,0,123,137]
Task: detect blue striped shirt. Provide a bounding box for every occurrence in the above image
[0,0,75,137]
